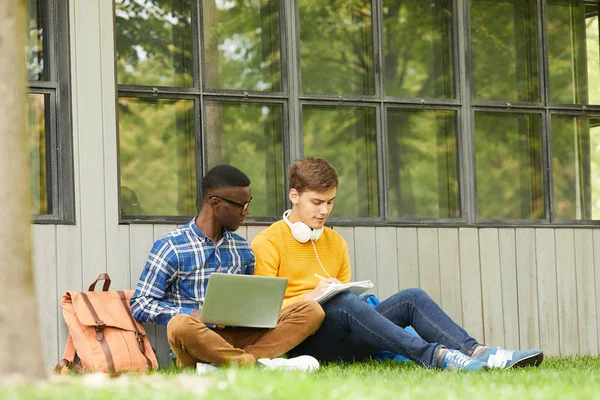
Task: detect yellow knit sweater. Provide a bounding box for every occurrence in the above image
[251,220,351,309]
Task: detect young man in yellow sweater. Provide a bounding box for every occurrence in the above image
[251,157,544,371]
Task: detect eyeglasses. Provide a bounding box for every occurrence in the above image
[210,195,252,213]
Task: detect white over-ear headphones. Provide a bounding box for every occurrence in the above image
[282,210,323,243]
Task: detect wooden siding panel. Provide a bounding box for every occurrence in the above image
[515,229,540,349]
[498,228,520,350]
[479,228,504,347]
[334,227,357,280]
[106,226,131,291]
[235,226,248,240]
[417,228,441,304]
[458,228,484,342]
[535,229,560,356]
[73,0,108,287]
[32,225,59,367]
[396,228,420,290]
[438,228,462,325]
[354,227,378,296]
[594,230,600,353]
[555,229,579,355]
[129,225,156,354]
[574,229,598,355]
[247,226,266,245]
[56,225,83,358]
[375,227,399,301]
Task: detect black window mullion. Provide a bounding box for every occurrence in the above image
[191,0,201,92]
[458,0,476,224]
[285,0,303,173]
[538,0,554,222]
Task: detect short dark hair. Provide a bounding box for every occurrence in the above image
[202,165,251,199]
[289,157,338,193]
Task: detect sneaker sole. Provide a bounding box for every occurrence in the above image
[507,351,544,369]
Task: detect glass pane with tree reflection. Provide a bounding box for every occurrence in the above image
[552,115,600,220]
[115,0,193,87]
[547,0,600,105]
[470,0,540,102]
[299,0,375,95]
[202,0,281,92]
[118,98,196,217]
[204,101,284,217]
[28,94,49,215]
[387,109,459,218]
[302,105,378,218]
[475,112,544,220]
[383,0,455,99]
[27,0,45,81]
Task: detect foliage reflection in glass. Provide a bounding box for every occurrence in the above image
[27,0,44,81]
[28,94,48,215]
[202,0,281,91]
[299,0,375,95]
[475,112,544,220]
[383,0,455,99]
[552,115,600,220]
[118,97,196,217]
[470,0,540,102]
[547,1,600,105]
[115,0,193,87]
[302,105,378,218]
[387,109,459,218]
[204,101,284,217]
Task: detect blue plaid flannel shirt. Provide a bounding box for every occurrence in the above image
[130,217,255,325]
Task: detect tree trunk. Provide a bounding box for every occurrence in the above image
[0,1,46,379]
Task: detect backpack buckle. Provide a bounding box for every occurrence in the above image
[95,322,106,341]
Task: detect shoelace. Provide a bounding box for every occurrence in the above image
[447,351,472,368]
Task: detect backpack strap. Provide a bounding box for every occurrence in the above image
[117,290,153,368]
[88,273,111,292]
[55,334,85,373]
[80,292,115,373]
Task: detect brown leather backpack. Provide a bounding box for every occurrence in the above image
[55,273,158,374]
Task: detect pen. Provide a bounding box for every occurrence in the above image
[314,273,327,280]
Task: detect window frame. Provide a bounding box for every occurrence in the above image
[30,0,75,224]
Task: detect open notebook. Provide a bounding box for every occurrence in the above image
[314,280,374,304]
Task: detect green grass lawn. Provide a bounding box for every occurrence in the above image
[1,356,599,400]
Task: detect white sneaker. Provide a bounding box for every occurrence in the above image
[196,362,219,374]
[257,355,319,371]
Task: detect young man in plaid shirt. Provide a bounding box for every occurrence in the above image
[131,165,324,372]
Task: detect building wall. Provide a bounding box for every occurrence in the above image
[31,0,600,368]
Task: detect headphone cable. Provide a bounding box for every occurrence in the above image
[311,239,332,279]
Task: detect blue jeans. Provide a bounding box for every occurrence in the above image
[290,288,480,368]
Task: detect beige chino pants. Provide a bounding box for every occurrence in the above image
[167,300,325,368]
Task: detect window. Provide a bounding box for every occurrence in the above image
[302,105,378,218]
[27,0,74,223]
[114,0,600,225]
[547,0,600,105]
[470,0,540,103]
[383,0,455,99]
[299,0,374,96]
[551,114,600,220]
[475,112,544,220]
[386,108,459,219]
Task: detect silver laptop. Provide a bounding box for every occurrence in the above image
[200,273,288,328]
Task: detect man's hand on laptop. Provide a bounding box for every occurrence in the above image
[191,307,226,328]
[191,308,203,320]
[304,277,341,302]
